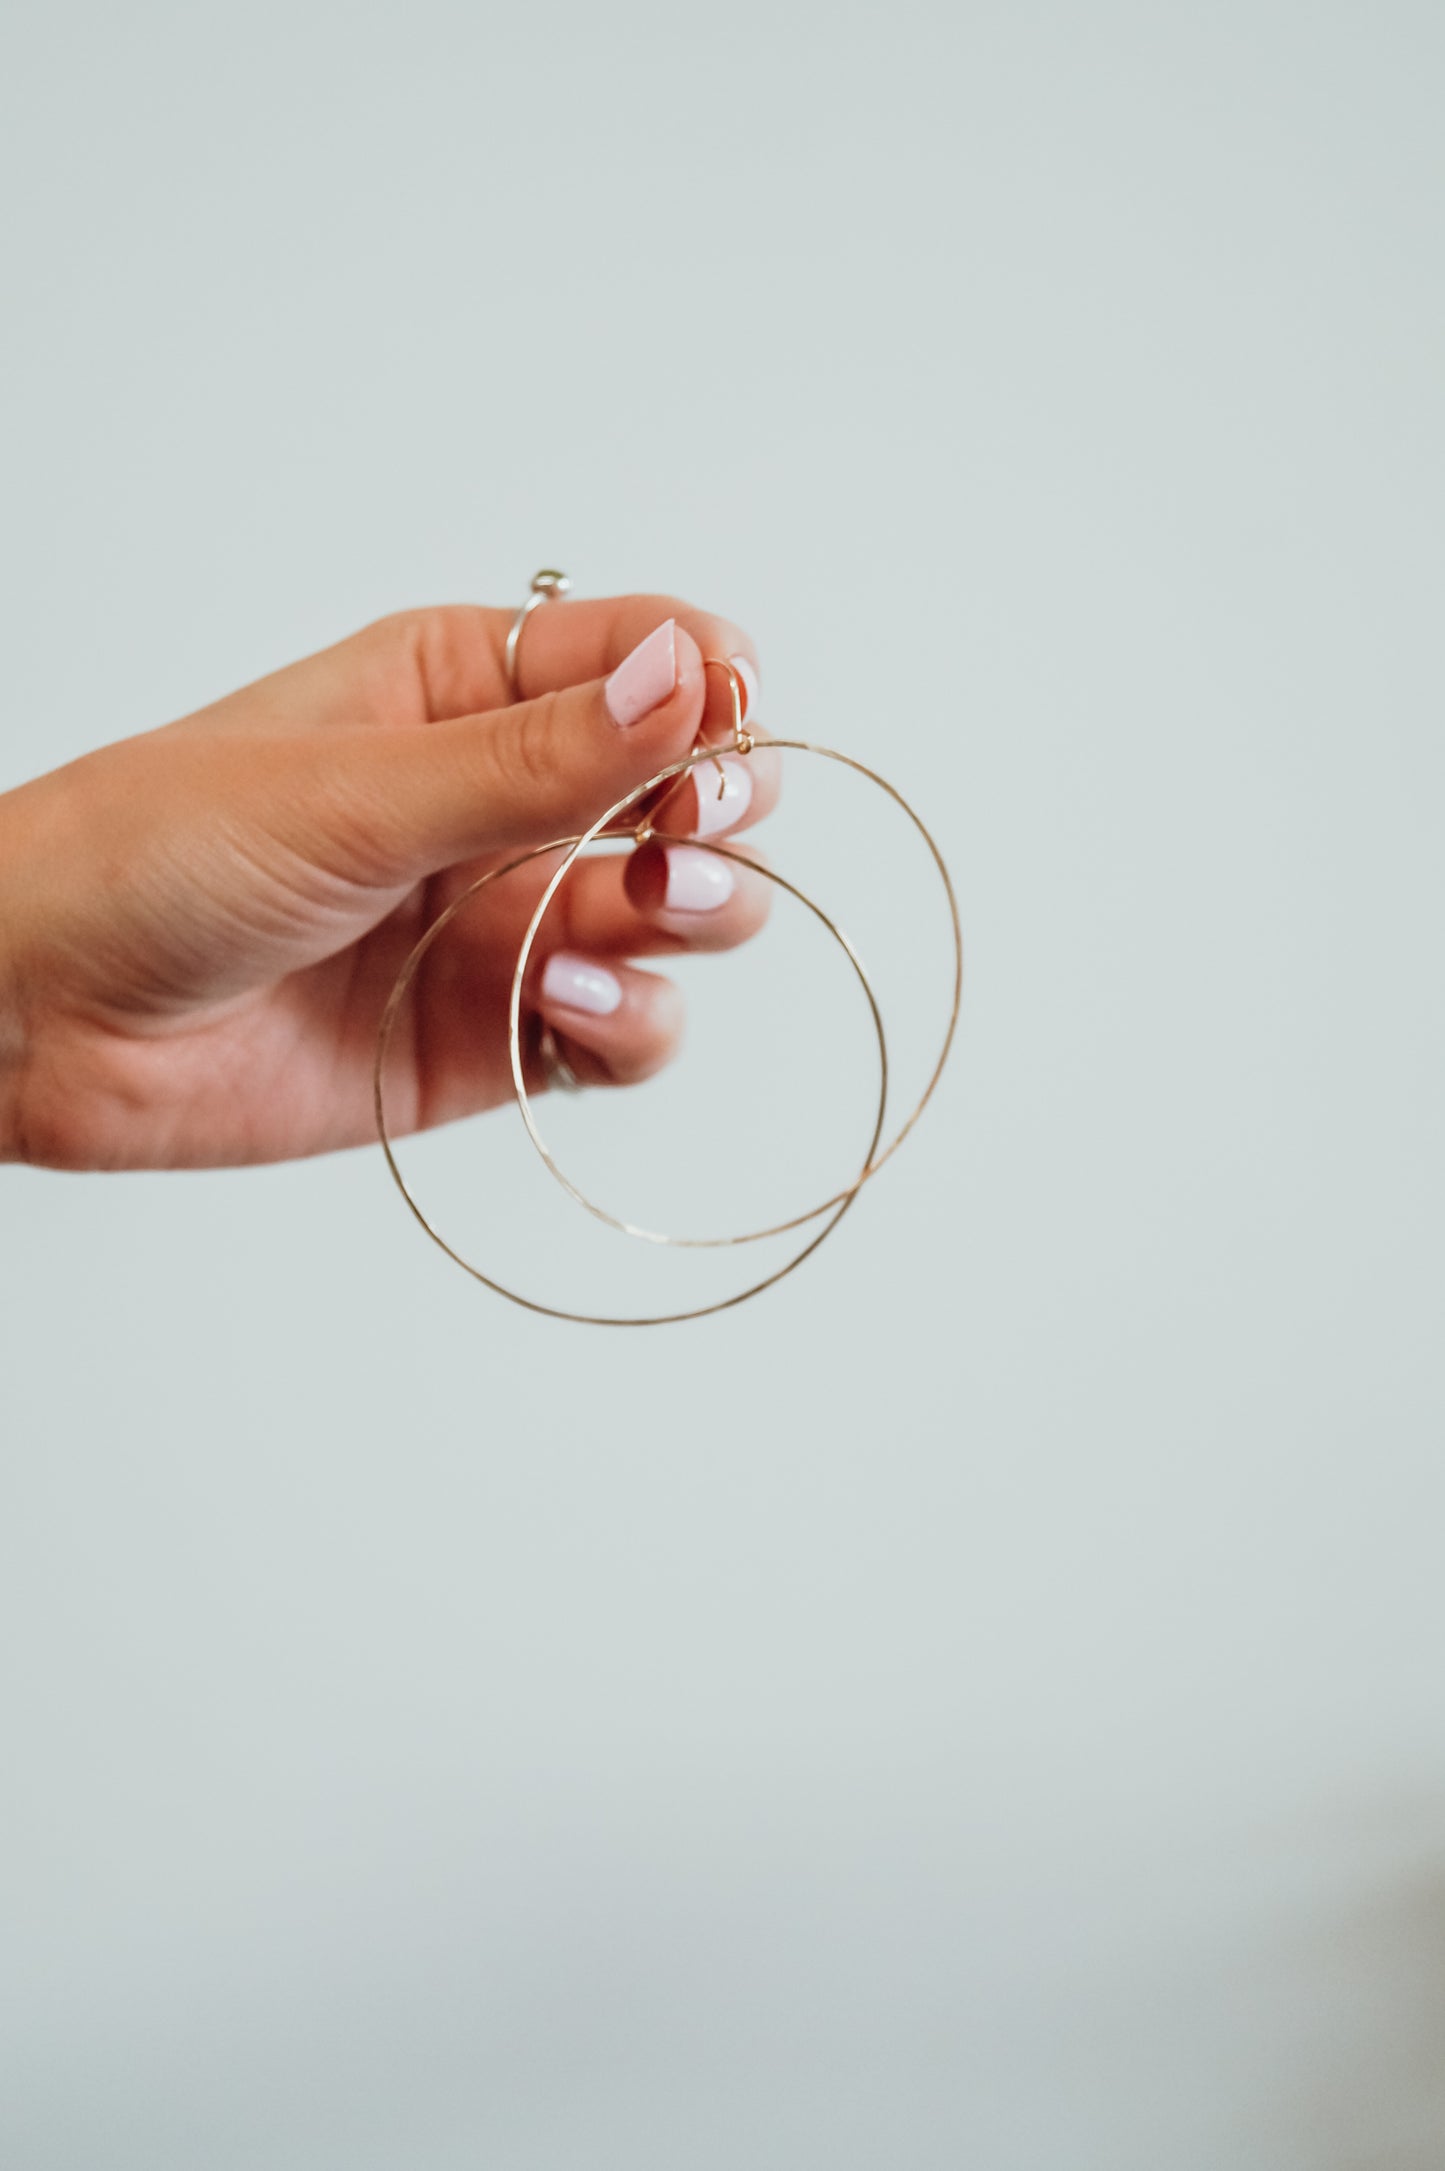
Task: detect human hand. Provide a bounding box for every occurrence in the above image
[0,596,777,1170]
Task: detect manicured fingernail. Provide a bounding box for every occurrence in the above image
[730,655,759,720]
[691,756,753,838]
[605,620,677,727]
[663,845,735,913]
[540,952,622,1016]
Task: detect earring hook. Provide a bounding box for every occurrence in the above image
[684,657,755,812]
[702,656,755,758]
[634,654,757,840]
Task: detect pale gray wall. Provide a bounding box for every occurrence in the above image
[2,3,1444,2165]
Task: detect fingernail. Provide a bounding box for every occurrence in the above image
[663,845,735,913]
[606,620,677,727]
[729,654,759,720]
[691,756,753,839]
[540,952,622,1016]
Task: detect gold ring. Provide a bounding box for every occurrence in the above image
[503,568,570,699]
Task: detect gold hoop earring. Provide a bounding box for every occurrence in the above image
[508,689,960,1248]
[373,574,962,1325]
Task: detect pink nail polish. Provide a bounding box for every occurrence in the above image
[540,952,622,1016]
[691,757,753,839]
[606,620,677,728]
[663,845,735,913]
[729,654,759,720]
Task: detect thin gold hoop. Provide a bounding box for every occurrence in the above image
[373,835,891,1327]
[506,721,962,1249]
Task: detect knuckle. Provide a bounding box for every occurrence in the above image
[363,603,462,648]
[360,607,496,719]
[360,606,426,657]
[505,689,562,799]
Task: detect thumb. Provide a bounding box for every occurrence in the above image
[303,619,706,884]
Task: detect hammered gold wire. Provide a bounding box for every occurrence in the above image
[372,831,889,1327]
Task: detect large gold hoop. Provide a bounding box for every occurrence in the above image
[373,830,890,1326]
[507,724,962,1248]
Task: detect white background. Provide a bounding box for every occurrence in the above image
[2,3,1443,2163]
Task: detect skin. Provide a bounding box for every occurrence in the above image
[0,594,781,1171]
